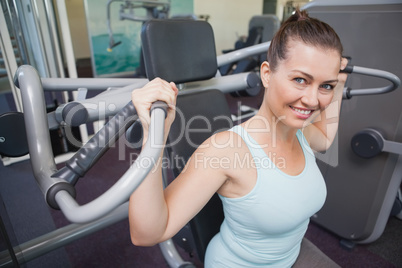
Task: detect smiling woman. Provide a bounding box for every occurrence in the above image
[129,8,347,268]
[259,39,343,129]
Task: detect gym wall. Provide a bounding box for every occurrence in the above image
[65,0,264,77]
[194,0,263,56]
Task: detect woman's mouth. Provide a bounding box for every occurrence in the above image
[290,106,314,119]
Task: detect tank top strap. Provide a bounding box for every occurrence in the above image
[296,129,315,157]
[229,126,314,167]
[228,125,268,160]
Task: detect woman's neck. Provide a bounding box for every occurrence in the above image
[244,102,299,146]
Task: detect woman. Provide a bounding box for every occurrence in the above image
[129,9,348,267]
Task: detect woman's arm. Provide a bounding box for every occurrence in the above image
[129,79,229,246]
[129,135,229,246]
[304,58,348,152]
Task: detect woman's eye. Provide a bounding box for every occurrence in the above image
[321,84,334,90]
[295,78,305,84]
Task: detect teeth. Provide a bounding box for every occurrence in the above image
[292,107,311,115]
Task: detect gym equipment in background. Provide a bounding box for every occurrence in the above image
[0,19,260,267]
[0,17,400,267]
[303,0,402,248]
[219,14,280,76]
[106,0,171,52]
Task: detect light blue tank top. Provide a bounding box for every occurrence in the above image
[204,125,327,267]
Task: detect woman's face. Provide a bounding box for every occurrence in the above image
[261,39,341,130]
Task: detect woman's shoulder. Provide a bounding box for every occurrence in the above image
[197,129,252,174]
[204,127,246,152]
[210,129,258,197]
[190,129,249,170]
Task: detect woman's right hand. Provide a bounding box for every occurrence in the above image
[131,78,178,143]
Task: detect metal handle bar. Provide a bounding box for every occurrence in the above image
[14,65,167,223]
[45,71,259,128]
[51,101,138,187]
[217,42,270,67]
[54,107,164,223]
[343,65,401,98]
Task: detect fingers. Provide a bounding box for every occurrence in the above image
[132,78,177,107]
[140,78,176,105]
[170,82,179,96]
[131,78,178,133]
[338,57,349,83]
[340,57,348,71]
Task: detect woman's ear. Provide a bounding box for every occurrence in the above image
[260,61,271,88]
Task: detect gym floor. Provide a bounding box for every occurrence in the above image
[1,141,401,268]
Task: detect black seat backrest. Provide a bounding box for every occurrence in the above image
[141,19,217,83]
[169,90,231,261]
[168,90,232,176]
[141,19,231,262]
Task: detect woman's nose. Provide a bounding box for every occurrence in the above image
[301,87,319,108]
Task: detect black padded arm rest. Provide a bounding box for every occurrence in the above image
[141,19,218,84]
[52,102,137,185]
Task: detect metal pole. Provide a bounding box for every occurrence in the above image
[55,0,90,143]
[0,3,22,112]
[0,203,129,267]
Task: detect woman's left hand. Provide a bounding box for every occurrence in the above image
[335,57,349,96]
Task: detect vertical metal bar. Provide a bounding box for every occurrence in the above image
[27,0,50,77]
[5,0,29,65]
[15,65,58,195]
[55,0,77,79]
[55,0,90,143]
[0,3,23,112]
[13,0,36,68]
[159,239,195,268]
[43,0,66,78]
[32,0,68,78]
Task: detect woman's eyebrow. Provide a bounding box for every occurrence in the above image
[290,70,314,80]
[323,79,339,84]
[290,70,338,83]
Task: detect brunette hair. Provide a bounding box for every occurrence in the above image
[267,9,343,72]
